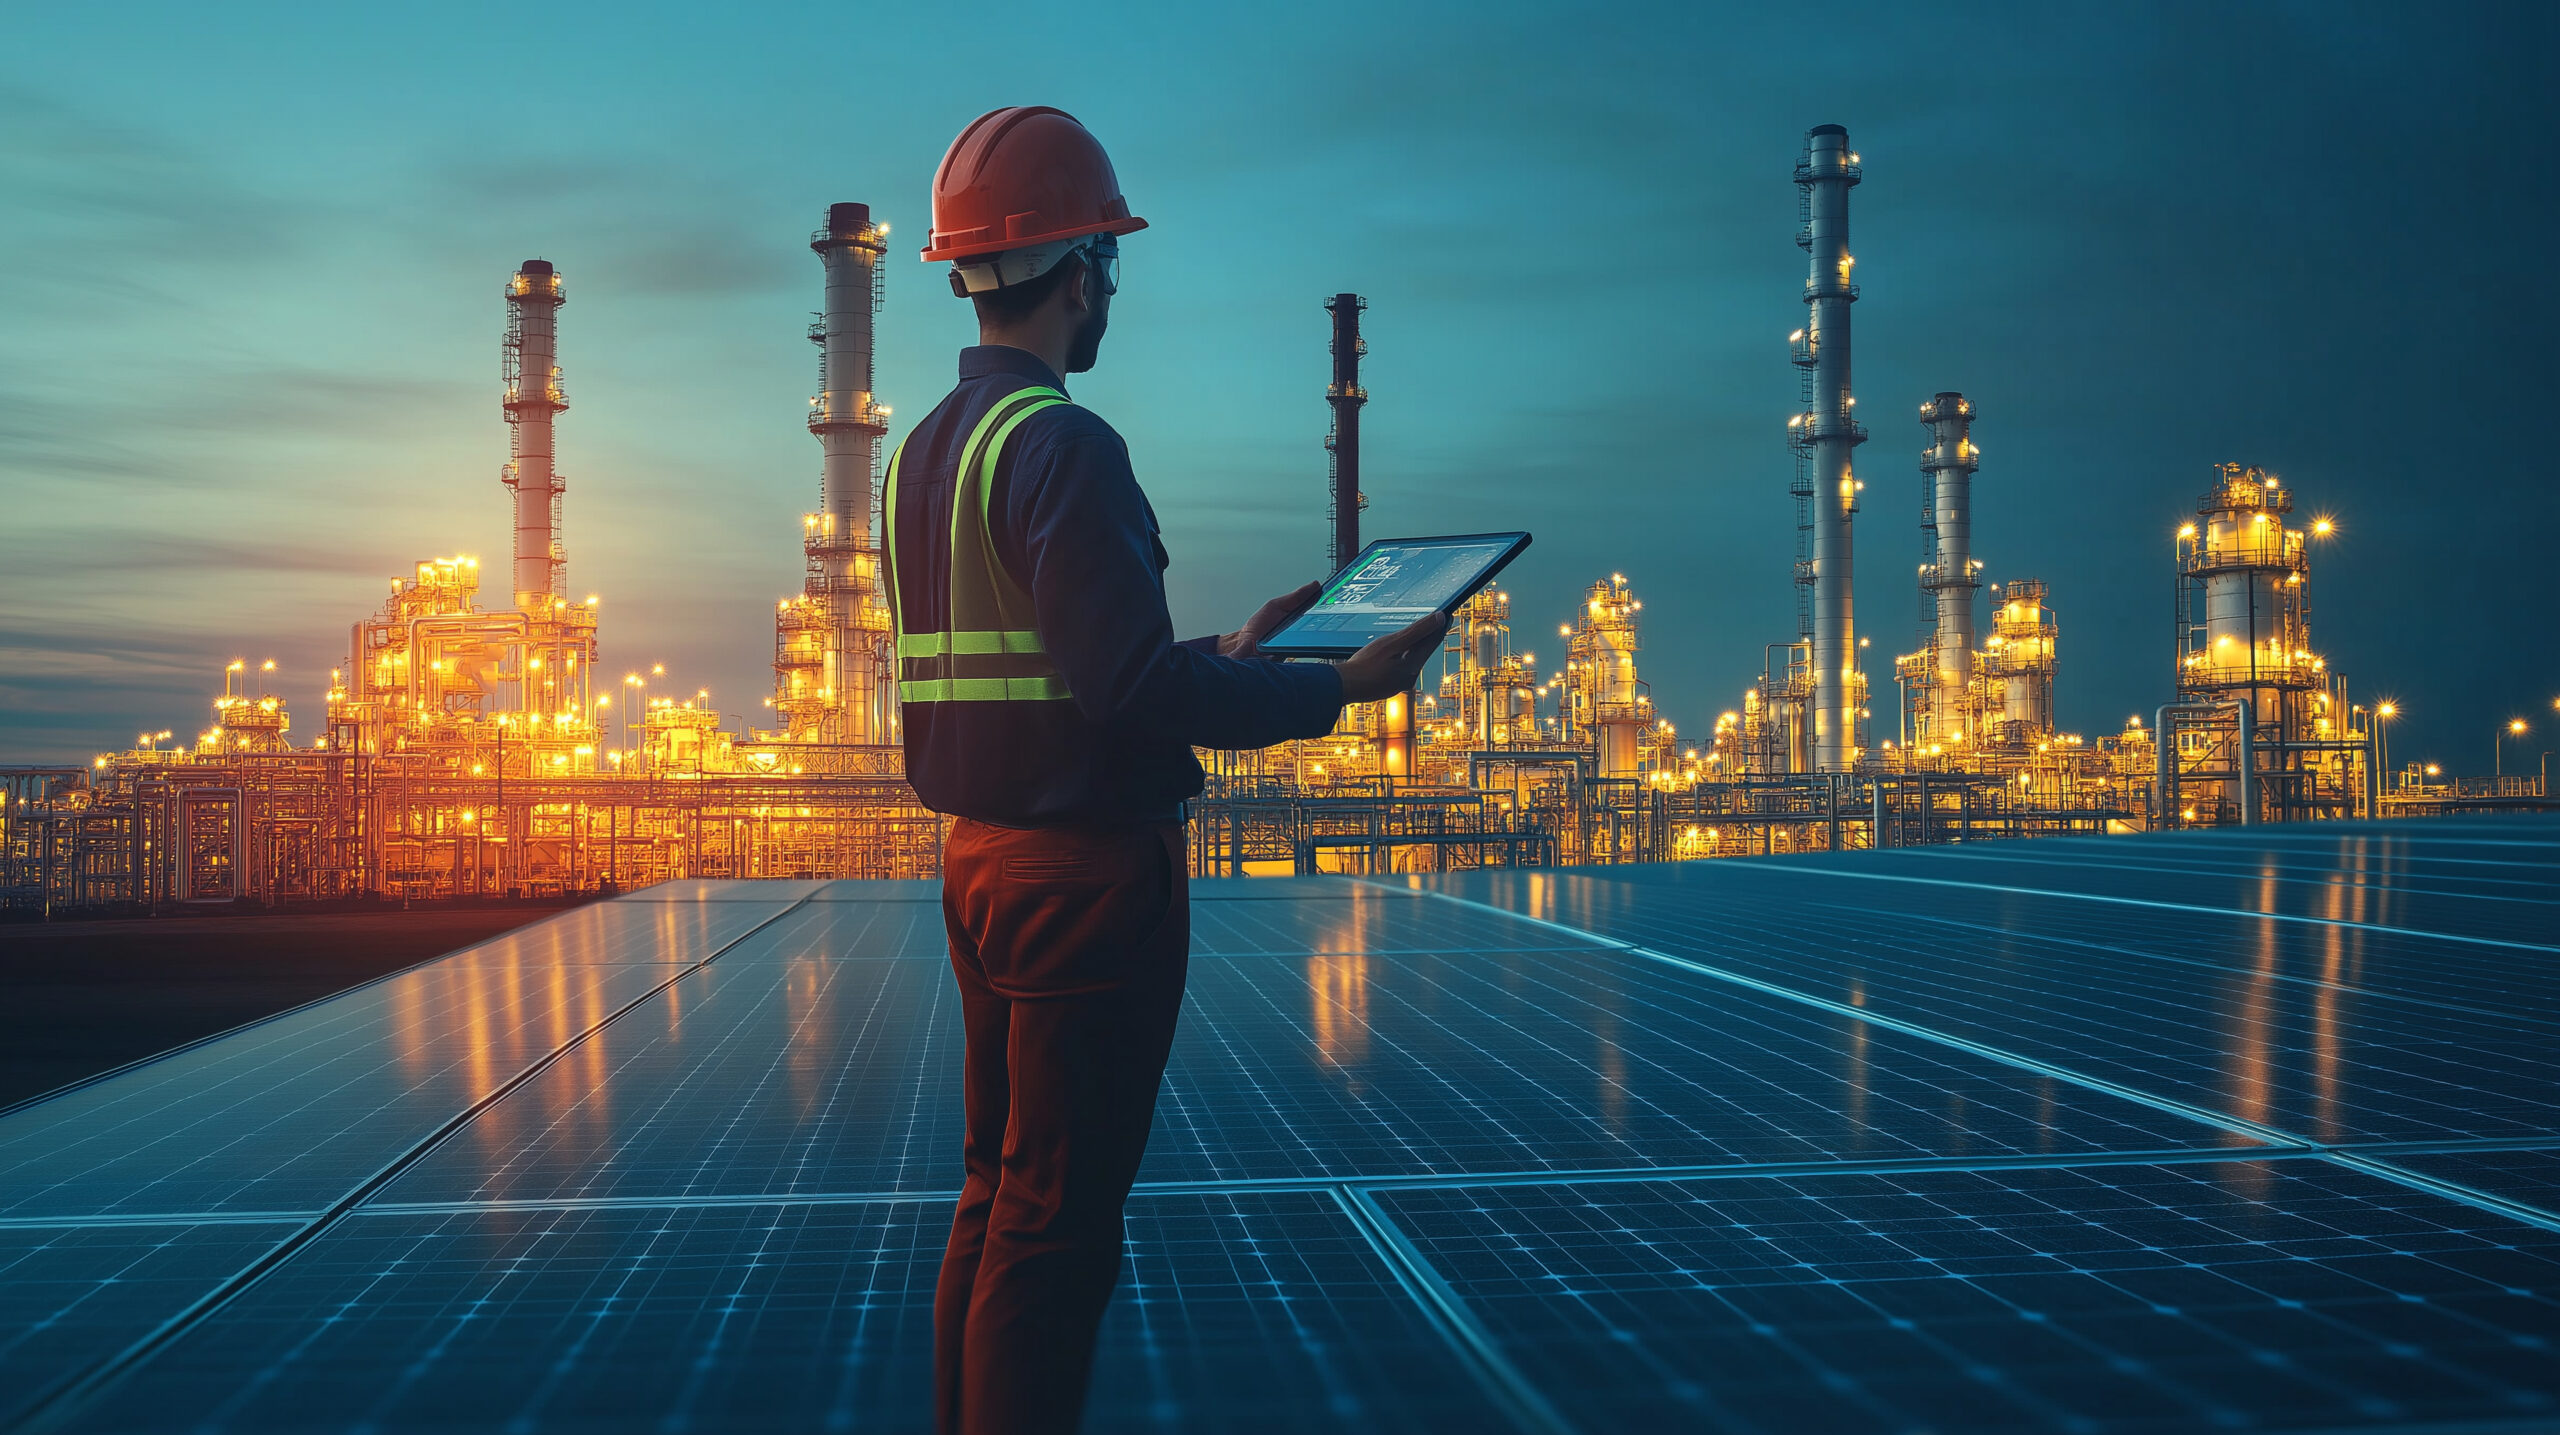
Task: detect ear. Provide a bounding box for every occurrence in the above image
[1056,254,1093,319]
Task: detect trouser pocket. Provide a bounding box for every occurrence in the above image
[959,823,1180,998]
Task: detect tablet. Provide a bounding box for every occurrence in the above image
[1257,532,1533,659]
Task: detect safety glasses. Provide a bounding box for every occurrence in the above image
[1079,235,1120,297]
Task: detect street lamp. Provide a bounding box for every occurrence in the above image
[2373,701,2398,793]
[2497,718,2527,778]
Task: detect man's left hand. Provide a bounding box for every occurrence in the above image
[1219,580,1323,659]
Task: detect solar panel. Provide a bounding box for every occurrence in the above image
[1422,867,2560,1145]
[0,1221,304,1429]
[5,820,2556,1433]
[373,940,2228,1209]
[63,1193,1513,1434]
[1371,1160,2560,1435]
[2378,1146,2560,1220]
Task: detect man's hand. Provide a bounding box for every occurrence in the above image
[1217,580,1323,659]
[1333,611,1451,704]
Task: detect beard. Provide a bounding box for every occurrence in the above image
[1064,299,1110,374]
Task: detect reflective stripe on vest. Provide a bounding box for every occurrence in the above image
[883,386,1074,705]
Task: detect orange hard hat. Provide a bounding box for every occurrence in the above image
[921,107,1147,264]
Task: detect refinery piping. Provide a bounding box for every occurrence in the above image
[3,128,2538,911]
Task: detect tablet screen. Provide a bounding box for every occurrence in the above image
[1262,533,1529,655]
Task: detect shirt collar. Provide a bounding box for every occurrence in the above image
[959,345,1067,394]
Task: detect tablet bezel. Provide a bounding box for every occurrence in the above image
[1255,530,1533,660]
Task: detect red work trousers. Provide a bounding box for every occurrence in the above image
[934,817,1189,1435]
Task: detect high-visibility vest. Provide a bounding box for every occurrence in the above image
[883,384,1076,705]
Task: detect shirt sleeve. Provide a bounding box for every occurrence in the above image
[1008,427,1344,750]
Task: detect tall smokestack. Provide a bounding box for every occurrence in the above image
[1794,126,1866,772]
[502,260,566,611]
[1325,293,1367,574]
[809,202,891,742]
[1919,392,1980,742]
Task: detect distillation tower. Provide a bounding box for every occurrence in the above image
[2168,464,2365,822]
[1982,579,2057,741]
[787,202,896,746]
[503,261,567,610]
[1912,393,1980,745]
[1790,124,1867,771]
[1567,577,1654,779]
[335,263,601,761]
[1438,588,1538,748]
[1325,293,1368,573]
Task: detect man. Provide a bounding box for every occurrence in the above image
[888,106,1445,1435]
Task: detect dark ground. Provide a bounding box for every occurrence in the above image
[0,907,573,1108]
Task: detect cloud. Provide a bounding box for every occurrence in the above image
[1,534,395,582]
[0,84,315,287]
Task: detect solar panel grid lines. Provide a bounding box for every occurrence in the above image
[382,927,2225,1209]
[9,894,819,1435]
[1156,942,2229,1180]
[1743,861,2560,955]
[53,1191,1522,1435]
[0,1211,323,1232]
[1420,872,2560,1146]
[1761,890,2560,1028]
[370,933,965,1205]
[1581,857,2560,977]
[345,1144,2310,1219]
[0,1221,307,1430]
[1694,905,2560,1145]
[1369,1160,2560,1435]
[9,819,2560,1433]
[2371,1150,2560,1226]
[0,906,606,1127]
[1810,825,2560,878]
[1380,881,2309,1152]
[1333,1185,1580,1435]
[2321,1155,2560,1239]
[0,899,807,1223]
[1898,846,2560,902]
[25,1148,2547,1228]
[0,961,686,1221]
[1765,856,2560,954]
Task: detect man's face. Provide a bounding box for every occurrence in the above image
[1064,256,1111,374]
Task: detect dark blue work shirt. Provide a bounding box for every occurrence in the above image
[887,346,1344,827]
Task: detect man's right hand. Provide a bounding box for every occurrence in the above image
[1333,611,1451,704]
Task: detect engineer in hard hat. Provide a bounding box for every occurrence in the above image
[890,106,1445,1435]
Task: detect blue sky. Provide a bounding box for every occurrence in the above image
[3,1,2553,769]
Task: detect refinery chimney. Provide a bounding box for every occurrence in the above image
[1791,126,1866,771]
[1918,392,1980,741]
[502,260,567,611]
[808,203,892,743]
[1325,294,1368,573]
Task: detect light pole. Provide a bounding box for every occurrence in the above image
[2372,701,2397,796]
[623,674,648,760]
[2496,718,2527,779]
[494,714,510,896]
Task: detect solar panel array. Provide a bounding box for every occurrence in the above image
[3,820,2555,1433]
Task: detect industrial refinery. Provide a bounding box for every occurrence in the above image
[0,124,2526,911]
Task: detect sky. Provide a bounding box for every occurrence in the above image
[2,1,2554,772]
